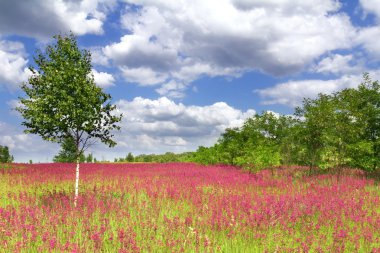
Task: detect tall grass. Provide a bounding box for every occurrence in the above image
[0,163,379,252]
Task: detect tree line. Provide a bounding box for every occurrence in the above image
[188,73,380,172]
[114,152,195,163]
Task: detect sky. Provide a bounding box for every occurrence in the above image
[1,0,380,162]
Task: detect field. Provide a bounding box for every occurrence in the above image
[0,163,380,252]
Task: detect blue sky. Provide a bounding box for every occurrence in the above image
[1,0,380,162]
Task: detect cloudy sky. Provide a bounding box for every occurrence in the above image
[1,0,380,162]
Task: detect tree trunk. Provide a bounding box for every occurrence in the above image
[373,143,378,171]
[309,153,315,175]
[74,158,80,207]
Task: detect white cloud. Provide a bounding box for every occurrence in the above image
[103,33,179,72]
[104,0,356,97]
[97,97,256,156]
[0,40,30,90]
[120,66,168,86]
[0,121,58,162]
[0,0,117,39]
[163,137,187,146]
[6,99,20,109]
[255,74,364,107]
[91,47,110,66]
[256,69,380,107]
[92,69,115,88]
[155,81,186,98]
[232,0,341,13]
[312,54,363,75]
[357,26,380,59]
[172,60,244,83]
[357,0,380,60]
[360,0,380,20]
[6,99,23,116]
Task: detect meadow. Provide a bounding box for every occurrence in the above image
[0,163,379,252]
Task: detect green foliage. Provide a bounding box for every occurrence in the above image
[192,146,221,165]
[348,73,380,171]
[86,153,93,163]
[53,136,85,163]
[295,73,380,171]
[194,112,298,170]
[0,145,13,163]
[17,33,122,161]
[113,152,196,163]
[189,73,380,172]
[126,152,134,162]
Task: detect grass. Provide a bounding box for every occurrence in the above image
[0,163,379,252]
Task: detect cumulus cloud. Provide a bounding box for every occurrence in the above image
[232,0,341,13]
[155,81,186,99]
[356,0,380,60]
[95,97,256,156]
[312,54,364,75]
[104,33,179,72]
[0,0,117,39]
[0,40,31,90]
[91,47,110,66]
[255,75,363,107]
[0,121,58,162]
[360,0,380,20]
[357,26,380,59]
[102,0,356,97]
[120,66,168,86]
[6,99,23,116]
[103,1,380,99]
[255,69,380,107]
[92,69,115,88]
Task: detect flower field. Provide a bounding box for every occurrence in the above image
[0,163,380,252]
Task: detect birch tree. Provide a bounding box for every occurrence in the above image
[17,33,122,206]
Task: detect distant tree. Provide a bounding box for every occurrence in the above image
[54,136,85,163]
[139,154,153,163]
[113,151,197,163]
[193,146,221,165]
[86,153,93,163]
[126,152,134,162]
[0,145,13,163]
[17,33,122,206]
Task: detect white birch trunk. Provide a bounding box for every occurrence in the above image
[74,158,80,207]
